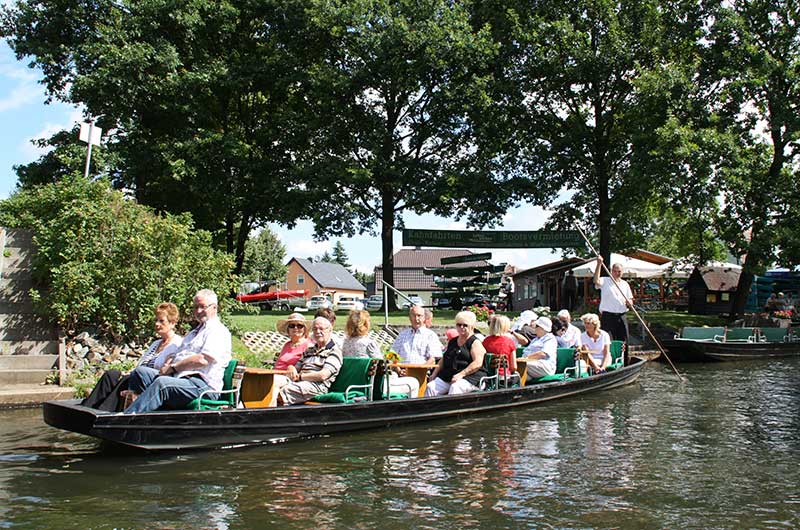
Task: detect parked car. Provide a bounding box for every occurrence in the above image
[307,295,332,311]
[365,295,384,311]
[401,295,424,309]
[334,296,360,312]
[435,298,451,309]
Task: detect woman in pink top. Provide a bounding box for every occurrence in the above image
[481,315,517,377]
[273,313,313,370]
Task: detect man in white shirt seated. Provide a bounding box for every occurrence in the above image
[391,305,441,364]
[521,316,558,379]
[556,309,582,348]
[124,289,232,413]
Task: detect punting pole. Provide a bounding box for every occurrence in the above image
[574,225,685,382]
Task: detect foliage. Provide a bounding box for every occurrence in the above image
[297,0,533,309]
[0,176,239,341]
[332,241,351,271]
[241,227,287,283]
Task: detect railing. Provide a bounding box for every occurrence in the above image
[380,280,418,327]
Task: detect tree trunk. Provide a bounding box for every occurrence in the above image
[380,186,398,311]
[233,211,252,276]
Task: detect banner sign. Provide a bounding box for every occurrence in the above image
[403,229,583,248]
[440,252,493,265]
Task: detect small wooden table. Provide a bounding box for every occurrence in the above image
[240,368,288,408]
[394,363,434,397]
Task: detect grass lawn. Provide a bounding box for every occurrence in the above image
[631,310,726,329]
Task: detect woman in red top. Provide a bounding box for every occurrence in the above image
[482,315,517,376]
[273,313,313,370]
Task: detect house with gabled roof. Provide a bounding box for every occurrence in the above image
[285,257,366,303]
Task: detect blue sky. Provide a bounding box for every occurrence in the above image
[0,40,568,275]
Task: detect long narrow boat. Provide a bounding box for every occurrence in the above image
[661,326,800,362]
[43,358,646,451]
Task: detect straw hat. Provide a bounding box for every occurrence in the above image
[277,313,310,336]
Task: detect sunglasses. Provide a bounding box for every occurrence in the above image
[456,323,470,328]
[287,323,305,329]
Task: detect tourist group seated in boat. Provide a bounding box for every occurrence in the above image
[81,294,633,415]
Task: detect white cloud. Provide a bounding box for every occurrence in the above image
[18,108,84,160]
[287,238,331,257]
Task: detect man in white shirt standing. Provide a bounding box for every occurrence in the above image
[593,257,634,345]
[124,289,232,413]
[391,305,441,364]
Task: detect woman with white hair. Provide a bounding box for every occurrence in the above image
[521,316,558,379]
[426,311,487,396]
[579,313,611,373]
[556,309,582,348]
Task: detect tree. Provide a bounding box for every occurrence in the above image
[241,228,287,284]
[317,251,335,263]
[492,0,708,265]
[332,241,351,271]
[296,0,533,310]
[1,0,315,273]
[703,0,800,317]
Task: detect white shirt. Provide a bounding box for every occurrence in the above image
[523,333,558,372]
[581,330,611,363]
[170,316,232,392]
[558,324,582,348]
[392,327,442,364]
[597,276,633,313]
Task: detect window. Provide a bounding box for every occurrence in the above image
[721,293,730,302]
[706,293,717,303]
[297,274,304,285]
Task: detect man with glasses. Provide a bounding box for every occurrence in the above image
[391,305,441,365]
[123,289,232,413]
[271,317,343,406]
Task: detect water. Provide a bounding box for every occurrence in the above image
[2,360,800,529]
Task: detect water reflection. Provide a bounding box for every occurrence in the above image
[1,360,800,528]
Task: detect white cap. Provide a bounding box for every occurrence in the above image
[534,316,552,333]
[519,310,537,325]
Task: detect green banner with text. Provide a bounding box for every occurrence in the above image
[403,229,583,248]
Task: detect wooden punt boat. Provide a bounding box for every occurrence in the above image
[42,357,647,451]
[662,326,800,362]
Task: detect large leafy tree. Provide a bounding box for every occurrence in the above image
[495,0,708,264]
[241,227,287,284]
[1,0,314,273]
[297,0,533,309]
[703,0,800,317]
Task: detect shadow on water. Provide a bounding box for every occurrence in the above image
[1,360,800,529]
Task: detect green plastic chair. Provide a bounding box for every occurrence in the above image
[530,348,579,384]
[725,328,757,342]
[679,327,726,341]
[312,357,378,404]
[478,353,501,391]
[187,359,244,411]
[759,327,789,343]
[606,340,625,371]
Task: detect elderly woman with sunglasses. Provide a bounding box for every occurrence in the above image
[273,313,314,370]
[425,311,487,396]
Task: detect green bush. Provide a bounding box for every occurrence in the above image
[0,176,239,341]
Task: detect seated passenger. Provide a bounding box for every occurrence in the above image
[579,313,611,373]
[510,310,538,347]
[521,316,558,380]
[81,302,182,411]
[315,307,342,347]
[272,317,343,406]
[425,311,487,396]
[342,309,381,358]
[391,305,440,365]
[482,315,517,378]
[273,313,313,370]
[124,289,232,413]
[556,309,582,348]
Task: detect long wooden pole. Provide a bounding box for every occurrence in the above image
[575,225,685,382]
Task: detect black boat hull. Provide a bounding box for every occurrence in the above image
[43,358,646,451]
[662,339,800,362]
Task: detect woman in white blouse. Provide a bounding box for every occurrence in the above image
[579,313,611,373]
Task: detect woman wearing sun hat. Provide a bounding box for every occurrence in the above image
[520,316,558,379]
[273,313,313,370]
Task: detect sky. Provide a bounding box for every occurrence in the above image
[0,41,570,276]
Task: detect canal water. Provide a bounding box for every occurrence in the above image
[1,360,799,529]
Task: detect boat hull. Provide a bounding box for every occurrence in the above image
[662,339,800,362]
[43,358,646,451]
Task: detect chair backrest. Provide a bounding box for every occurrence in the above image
[555,348,576,374]
[726,328,757,341]
[681,327,726,340]
[760,327,788,343]
[328,357,374,393]
[516,346,526,358]
[220,359,245,406]
[610,341,623,363]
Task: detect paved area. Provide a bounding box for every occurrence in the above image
[0,384,76,409]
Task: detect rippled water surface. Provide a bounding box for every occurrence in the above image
[2,360,800,529]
